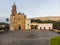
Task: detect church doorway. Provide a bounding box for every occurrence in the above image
[18,25,21,30]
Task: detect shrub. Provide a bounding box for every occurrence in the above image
[50,36,60,45]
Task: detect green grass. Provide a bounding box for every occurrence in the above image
[50,36,60,45]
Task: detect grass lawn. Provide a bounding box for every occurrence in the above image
[50,36,60,45]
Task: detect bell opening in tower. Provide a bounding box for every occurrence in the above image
[11,3,17,15]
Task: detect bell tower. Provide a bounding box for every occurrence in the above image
[11,3,17,15]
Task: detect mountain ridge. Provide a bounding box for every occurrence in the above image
[28,16,60,21]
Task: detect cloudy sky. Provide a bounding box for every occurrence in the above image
[0,0,60,18]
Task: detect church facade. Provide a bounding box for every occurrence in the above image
[10,3,26,31]
[10,3,53,31]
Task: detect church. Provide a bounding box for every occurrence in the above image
[10,3,53,31]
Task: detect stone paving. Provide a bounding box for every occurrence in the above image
[0,30,60,45]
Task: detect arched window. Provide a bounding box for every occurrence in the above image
[49,27,50,30]
[40,27,42,30]
[44,27,46,30]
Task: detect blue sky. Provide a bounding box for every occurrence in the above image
[0,0,60,18]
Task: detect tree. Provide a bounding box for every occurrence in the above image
[36,19,42,23]
[6,18,9,23]
[31,19,36,23]
[31,19,42,23]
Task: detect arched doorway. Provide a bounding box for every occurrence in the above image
[31,25,35,29]
[44,27,46,30]
[35,25,38,29]
[18,25,21,30]
[49,27,50,30]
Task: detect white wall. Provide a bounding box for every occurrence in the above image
[25,19,31,29]
[38,23,53,30]
[25,19,53,30]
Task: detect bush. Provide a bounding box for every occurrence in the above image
[50,36,60,45]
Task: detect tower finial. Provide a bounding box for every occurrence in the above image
[13,2,16,7]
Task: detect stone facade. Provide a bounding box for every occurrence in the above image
[10,3,26,31]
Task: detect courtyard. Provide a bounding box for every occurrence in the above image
[0,30,60,45]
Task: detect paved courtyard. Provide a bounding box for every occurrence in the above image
[0,30,60,45]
